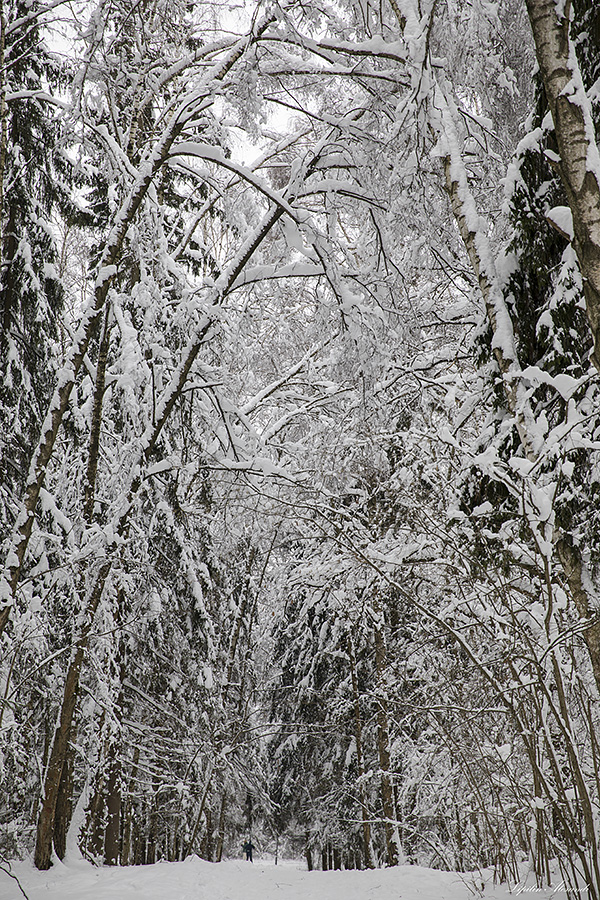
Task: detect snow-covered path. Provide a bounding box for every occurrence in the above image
[3,856,562,900]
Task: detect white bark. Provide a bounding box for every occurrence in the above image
[525,0,600,370]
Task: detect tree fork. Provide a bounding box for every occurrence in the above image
[34,561,111,869]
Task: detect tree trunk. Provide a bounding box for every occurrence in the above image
[525,0,600,371]
[84,776,106,862]
[556,538,600,691]
[104,746,121,866]
[103,585,128,866]
[83,301,112,522]
[305,837,313,871]
[373,620,400,867]
[201,808,214,861]
[440,81,600,699]
[34,640,88,869]
[441,144,539,461]
[171,824,180,862]
[1,201,16,333]
[215,793,227,862]
[133,822,143,865]
[34,559,112,869]
[121,745,140,866]
[346,634,375,868]
[53,728,76,861]
[147,775,159,865]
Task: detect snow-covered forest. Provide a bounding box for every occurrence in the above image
[2,0,600,896]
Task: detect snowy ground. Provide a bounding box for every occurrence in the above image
[2,855,571,900]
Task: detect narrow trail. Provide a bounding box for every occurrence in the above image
[4,856,564,900]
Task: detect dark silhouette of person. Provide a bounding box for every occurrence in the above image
[243,840,254,862]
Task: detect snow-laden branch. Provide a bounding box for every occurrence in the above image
[230,262,325,289]
[241,336,336,418]
[433,84,541,462]
[264,32,406,64]
[6,0,72,37]
[0,11,278,633]
[5,90,69,107]
[525,0,600,371]
[168,142,299,219]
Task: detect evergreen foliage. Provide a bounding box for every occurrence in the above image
[0,0,76,526]
[2,1,600,892]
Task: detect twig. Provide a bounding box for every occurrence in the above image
[0,857,30,900]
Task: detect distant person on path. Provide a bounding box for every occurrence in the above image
[243,840,254,862]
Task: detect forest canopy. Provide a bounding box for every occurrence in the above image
[2,0,600,896]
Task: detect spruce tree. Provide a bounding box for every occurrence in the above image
[0,0,75,530]
[463,1,600,567]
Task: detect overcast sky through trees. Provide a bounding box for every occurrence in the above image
[2,2,600,898]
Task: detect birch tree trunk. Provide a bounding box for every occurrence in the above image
[439,82,600,696]
[525,0,600,371]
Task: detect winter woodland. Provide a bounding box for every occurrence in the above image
[2,0,600,896]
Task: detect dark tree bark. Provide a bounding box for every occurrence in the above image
[373,621,400,867]
[347,634,374,868]
[104,747,121,866]
[53,730,76,860]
